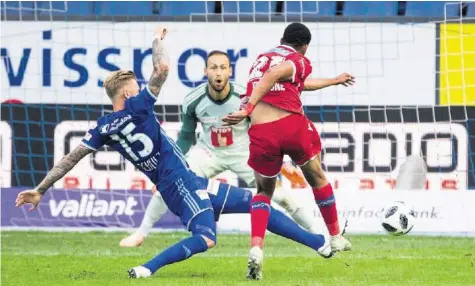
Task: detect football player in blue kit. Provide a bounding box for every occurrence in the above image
[14,26,331,280]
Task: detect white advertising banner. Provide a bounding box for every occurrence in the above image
[0,122,12,187]
[316,122,468,191]
[2,22,435,105]
[53,121,468,190]
[218,189,475,236]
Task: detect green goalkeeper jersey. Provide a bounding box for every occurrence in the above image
[177,82,249,155]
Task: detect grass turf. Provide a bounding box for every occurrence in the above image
[2,231,474,285]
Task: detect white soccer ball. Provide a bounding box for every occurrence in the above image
[381,201,416,236]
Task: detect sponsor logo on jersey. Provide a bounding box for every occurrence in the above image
[200,113,216,124]
[100,114,132,134]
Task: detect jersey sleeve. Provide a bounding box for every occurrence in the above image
[287,54,312,83]
[125,86,157,115]
[81,124,106,151]
[177,112,197,154]
[178,83,205,154]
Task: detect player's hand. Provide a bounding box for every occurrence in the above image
[154,26,168,40]
[222,109,248,126]
[15,189,43,212]
[334,73,355,87]
[239,95,250,110]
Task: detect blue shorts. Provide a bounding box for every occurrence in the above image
[194,177,252,221]
[158,177,213,230]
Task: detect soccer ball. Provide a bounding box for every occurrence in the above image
[381,201,416,236]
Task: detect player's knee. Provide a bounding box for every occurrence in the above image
[300,159,327,188]
[200,234,216,248]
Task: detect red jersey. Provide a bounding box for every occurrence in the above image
[245,45,312,114]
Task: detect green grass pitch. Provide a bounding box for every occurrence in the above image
[2,231,474,285]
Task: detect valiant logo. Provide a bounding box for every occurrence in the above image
[49,194,138,218]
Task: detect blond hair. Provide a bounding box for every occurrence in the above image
[103,70,137,99]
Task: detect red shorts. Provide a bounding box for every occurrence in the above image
[248,113,322,177]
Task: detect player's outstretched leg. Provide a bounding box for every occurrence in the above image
[272,185,321,234]
[120,190,168,247]
[267,206,332,258]
[300,154,352,252]
[128,210,216,278]
[218,183,332,258]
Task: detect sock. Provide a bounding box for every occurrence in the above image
[272,187,319,233]
[313,183,340,236]
[143,235,208,274]
[137,193,168,237]
[267,207,325,251]
[250,194,271,248]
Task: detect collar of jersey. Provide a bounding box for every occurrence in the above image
[277,45,297,53]
[206,83,234,106]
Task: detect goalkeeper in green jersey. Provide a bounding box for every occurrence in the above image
[120,51,321,247]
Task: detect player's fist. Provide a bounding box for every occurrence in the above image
[15,189,43,212]
[154,26,168,40]
[335,73,355,87]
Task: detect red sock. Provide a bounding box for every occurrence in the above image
[250,194,271,248]
[313,184,340,236]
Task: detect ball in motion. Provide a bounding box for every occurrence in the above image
[381,201,415,236]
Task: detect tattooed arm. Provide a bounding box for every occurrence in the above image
[15,145,93,211]
[148,27,170,96]
[36,145,93,194]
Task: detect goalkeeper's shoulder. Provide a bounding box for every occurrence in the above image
[183,82,207,114]
[231,82,246,96]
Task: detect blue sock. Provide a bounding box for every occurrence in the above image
[267,207,325,251]
[143,235,208,274]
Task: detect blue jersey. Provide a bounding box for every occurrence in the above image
[81,87,195,189]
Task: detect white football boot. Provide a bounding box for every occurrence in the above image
[247,246,263,280]
[127,266,152,278]
[317,237,334,259]
[120,232,145,248]
[330,220,352,252]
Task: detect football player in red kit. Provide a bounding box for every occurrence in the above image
[223,23,355,280]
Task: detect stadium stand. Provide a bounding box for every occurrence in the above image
[158,1,215,16]
[342,1,399,17]
[222,1,277,14]
[284,1,336,16]
[2,1,475,18]
[405,1,460,17]
[94,1,156,16]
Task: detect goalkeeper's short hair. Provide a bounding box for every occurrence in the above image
[206,50,230,67]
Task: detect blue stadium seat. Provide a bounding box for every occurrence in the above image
[158,1,215,16]
[1,1,34,15]
[36,1,94,16]
[284,1,336,16]
[343,1,399,17]
[94,1,154,16]
[467,3,475,17]
[405,1,460,18]
[223,1,277,14]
